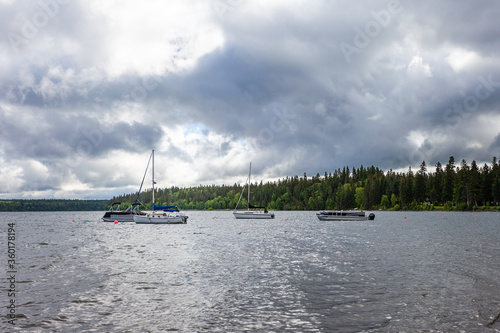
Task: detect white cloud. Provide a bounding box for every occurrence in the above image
[446,48,482,72]
[87,0,224,76]
[406,130,426,148]
[407,55,432,78]
[0,161,23,194]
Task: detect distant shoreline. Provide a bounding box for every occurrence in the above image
[1,206,499,213]
[0,199,108,212]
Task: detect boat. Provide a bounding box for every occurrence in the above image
[316,210,375,221]
[233,162,274,219]
[102,152,153,222]
[102,202,146,222]
[133,205,188,224]
[134,150,188,224]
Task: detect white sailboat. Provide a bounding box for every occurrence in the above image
[134,150,188,224]
[233,162,275,219]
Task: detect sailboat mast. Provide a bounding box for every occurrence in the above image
[152,149,155,209]
[248,162,251,209]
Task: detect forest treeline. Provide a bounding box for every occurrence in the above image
[0,199,108,212]
[110,156,500,211]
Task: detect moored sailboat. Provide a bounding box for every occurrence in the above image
[233,162,274,219]
[133,150,188,224]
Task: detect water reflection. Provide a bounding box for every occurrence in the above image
[1,211,499,332]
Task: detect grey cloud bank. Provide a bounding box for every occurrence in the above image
[1,0,499,199]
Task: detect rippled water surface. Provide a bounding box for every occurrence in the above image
[1,211,500,332]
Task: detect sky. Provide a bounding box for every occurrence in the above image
[1,0,500,199]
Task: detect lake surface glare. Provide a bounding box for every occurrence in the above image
[1,211,499,332]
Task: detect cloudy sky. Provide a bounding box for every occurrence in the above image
[1,0,500,199]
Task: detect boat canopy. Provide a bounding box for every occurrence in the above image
[153,204,180,212]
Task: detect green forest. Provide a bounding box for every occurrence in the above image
[0,199,108,212]
[110,156,500,212]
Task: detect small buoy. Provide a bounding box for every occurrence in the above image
[404,216,407,219]
[72,219,76,222]
[114,220,119,224]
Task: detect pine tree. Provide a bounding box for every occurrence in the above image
[442,156,456,203]
[469,160,481,207]
[415,161,427,203]
[492,157,500,204]
[481,163,493,205]
[454,159,470,205]
[432,162,444,204]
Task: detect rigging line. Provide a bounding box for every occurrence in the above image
[234,173,250,211]
[133,150,153,207]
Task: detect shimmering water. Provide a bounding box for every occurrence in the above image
[1,211,500,332]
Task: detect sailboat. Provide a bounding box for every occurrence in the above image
[134,150,188,224]
[233,162,275,219]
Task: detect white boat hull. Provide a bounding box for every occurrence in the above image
[134,213,188,224]
[233,211,275,219]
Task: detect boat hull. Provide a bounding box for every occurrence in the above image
[316,211,375,221]
[134,213,188,224]
[233,211,275,219]
[317,215,370,221]
[102,211,145,222]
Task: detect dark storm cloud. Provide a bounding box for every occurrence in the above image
[407,1,500,52]
[491,133,500,150]
[0,106,163,159]
[2,0,500,198]
[203,0,500,171]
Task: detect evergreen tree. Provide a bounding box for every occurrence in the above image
[442,156,456,203]
[432,162,444,204]
[481,163,493,205]
[492,157,500,204]
[401,167,414,208]
[103,155,500,213]
[469,160,481,207]
[415,161,427,203]
[454,159,470,204]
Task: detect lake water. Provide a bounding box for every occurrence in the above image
[1,210,500,332]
